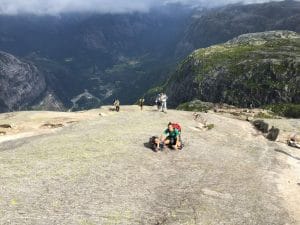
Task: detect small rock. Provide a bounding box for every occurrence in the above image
[0,124,12,129]
[66,121,78,124]
[41,123,64,129]
[246,116,254,122]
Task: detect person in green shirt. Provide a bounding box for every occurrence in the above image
[160,122,181,150]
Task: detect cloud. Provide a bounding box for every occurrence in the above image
[0,0,158,14]
[166,0,286,7]
[0,0,292,15]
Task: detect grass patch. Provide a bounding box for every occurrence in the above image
[205,124,215,130]
[177,100,214,112]
[254,112,278,119]
[265,103,300,118]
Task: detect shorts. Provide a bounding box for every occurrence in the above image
[166,136,177,145]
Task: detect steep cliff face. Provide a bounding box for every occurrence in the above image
[166,31,300,108]
[0,7,190,106]
[0,51,46,112]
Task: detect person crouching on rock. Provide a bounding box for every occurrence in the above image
[159,122,181,150]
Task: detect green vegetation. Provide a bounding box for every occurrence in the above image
[254,112,278,119]
[146,86,164,96]
[190,37,300,84]
[205,124,215,130]
[104,60,140,75]
[143,82,169,104]
[177,100,214,112]
[164,31,300,108]
[265,104,300,118]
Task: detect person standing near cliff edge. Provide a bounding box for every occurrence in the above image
[139,98,145,111]
[113,99,120,112]
[161,93,168,113]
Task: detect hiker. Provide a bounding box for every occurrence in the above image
[113,99,120,112]
[155,93,162,110]
[160,93,168,112]
[287,133,300,149]
[159,122,182,150]
[139,98,145,111]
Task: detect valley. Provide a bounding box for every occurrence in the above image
[1,1,300,112]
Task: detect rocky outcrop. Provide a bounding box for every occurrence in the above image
[0,51,46,112]
[31,92,65,112]
[176,0,300,57]
[70,90,101,111]
[165,31,300,108]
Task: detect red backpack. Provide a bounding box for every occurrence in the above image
[172,123,182,133]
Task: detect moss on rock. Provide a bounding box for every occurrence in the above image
[165,31,300,108]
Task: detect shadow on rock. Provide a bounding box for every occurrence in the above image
[143,142,157,152]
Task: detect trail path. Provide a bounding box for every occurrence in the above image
[0,106,299,225]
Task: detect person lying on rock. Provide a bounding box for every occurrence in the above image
[156,122,182,151]
[287,133,300,149]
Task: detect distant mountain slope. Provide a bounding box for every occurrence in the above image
[0,6,191,106]
[165,31,300,108]
[176,0,300,57]
[0,51,46,112]
[1,1,300,111]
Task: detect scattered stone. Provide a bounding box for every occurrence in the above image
[246,116,254,122]
[41,123,64,129]
[0,124,12,129]
[0,131,6,136]
[66,121,78,124]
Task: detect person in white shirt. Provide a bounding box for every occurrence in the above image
[160,93,168,112]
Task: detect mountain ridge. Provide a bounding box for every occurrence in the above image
[161,30,300,108]
[1,1,300,111]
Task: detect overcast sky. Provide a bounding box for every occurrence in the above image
[0,0,291,15]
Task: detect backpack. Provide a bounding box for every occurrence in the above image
[172,123,181,133]
[149,136,158,150]
[171,123,184,149]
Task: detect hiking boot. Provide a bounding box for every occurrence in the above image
[159,142,164,149]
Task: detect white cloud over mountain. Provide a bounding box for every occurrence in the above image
[0,0,291,15]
